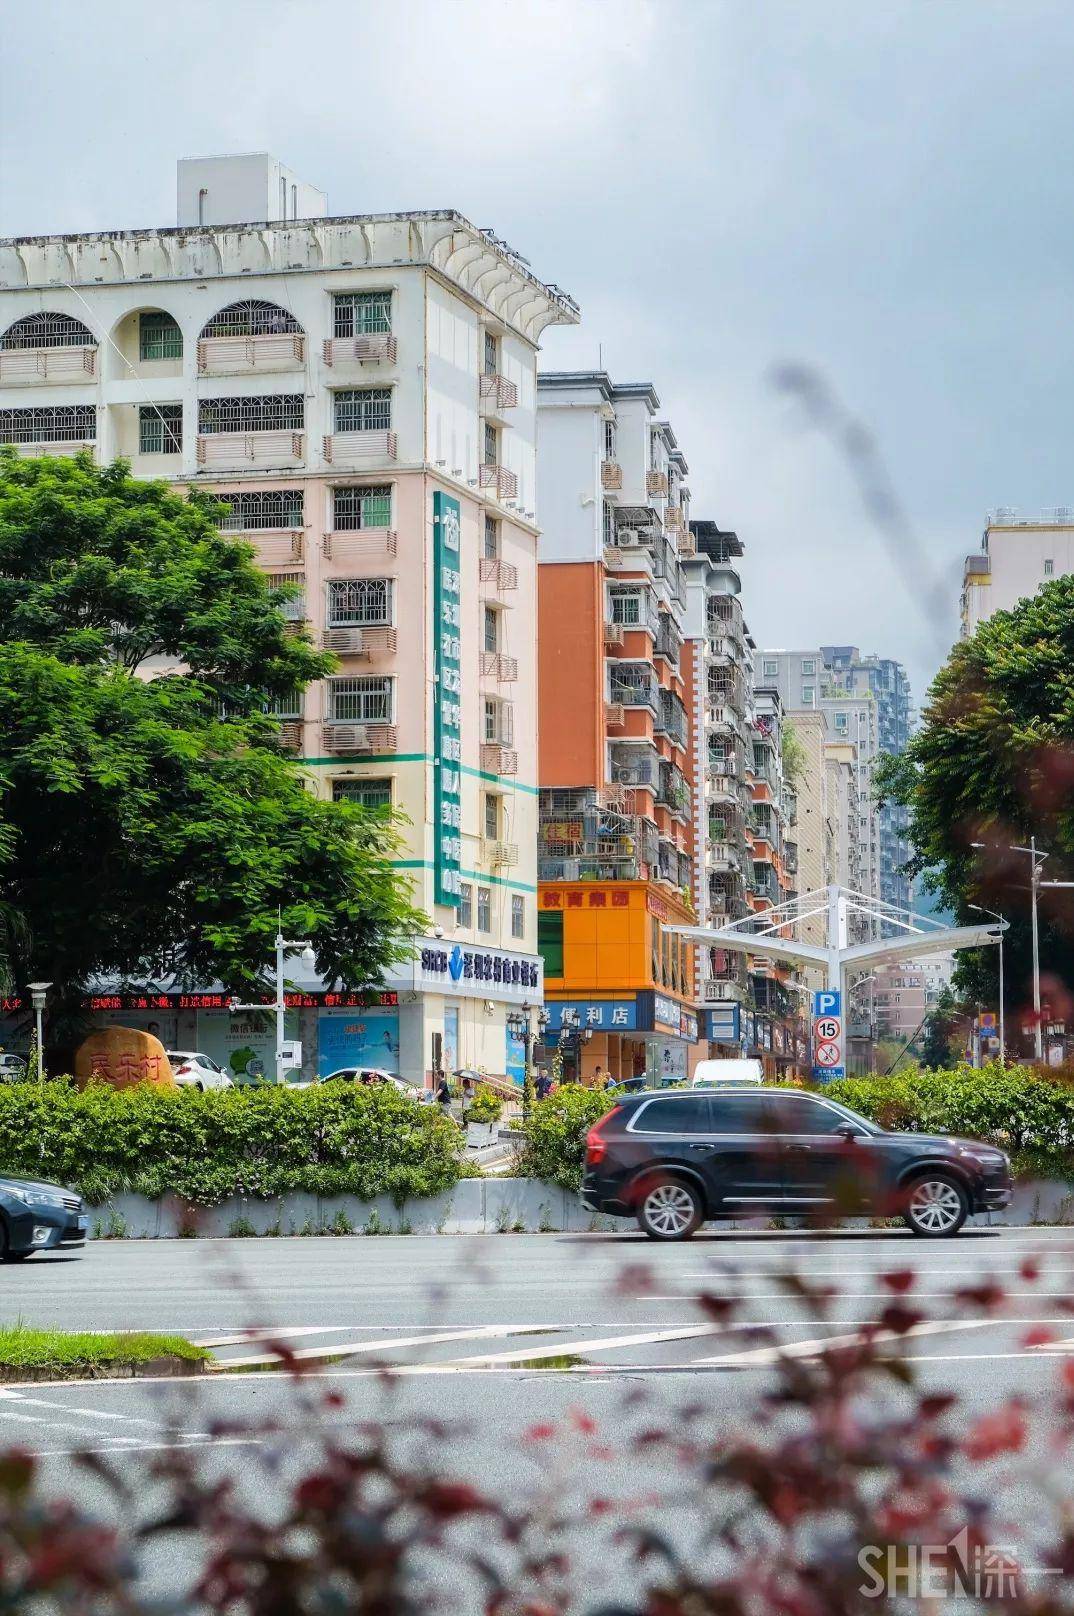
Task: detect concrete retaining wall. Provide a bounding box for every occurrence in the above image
[85,1176,1074,1238]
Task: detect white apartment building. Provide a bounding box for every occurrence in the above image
[962,508,1074,637]
[0,153,579,1085]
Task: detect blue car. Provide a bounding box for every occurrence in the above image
[0,1177,87,1261]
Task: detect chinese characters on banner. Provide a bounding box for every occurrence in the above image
[433,491,462,907]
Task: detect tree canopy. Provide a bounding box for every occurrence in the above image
[0,452,424,1003]
[878,576,1074,1026]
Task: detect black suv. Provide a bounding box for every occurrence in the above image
[581,1088,1012,1240]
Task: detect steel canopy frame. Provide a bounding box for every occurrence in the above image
[670,884,1005,1003]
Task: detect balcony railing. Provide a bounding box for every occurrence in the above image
[196,431,304,467]
[0,345,97,384]
[481,742,518,775]
[480,651,518,682]
[479,373,519,412]
[321,626,398,658]
[479,556,519,591]
[478,463,519,500]
[13,439,95,459]
[482,841,519,868]
[601,459,623,490]
[322,335,397,367]
[609,673,658,715]
[322,528,397,561]
[702,980,747,1004]
[609,751,657,789]
[197,334,306,374]
[321,723,398,755]
[322,429,397,466]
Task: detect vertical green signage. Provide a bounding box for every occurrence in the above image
[433,491,462,906]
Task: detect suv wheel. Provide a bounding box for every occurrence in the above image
[904,1173,968,1238]
[637,1176,704,1242]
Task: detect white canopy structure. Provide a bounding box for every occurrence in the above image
[669,885,1004,1003]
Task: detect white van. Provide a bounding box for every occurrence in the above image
[691,1058,764,1089]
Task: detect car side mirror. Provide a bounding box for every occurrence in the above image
[835,1123,858,1140]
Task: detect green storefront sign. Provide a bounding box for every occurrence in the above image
[433,491,462,906]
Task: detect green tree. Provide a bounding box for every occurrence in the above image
[780,719,807,788]
[0,452,424,1005]
[919,985,965,1069]
[877,577,1074,1030]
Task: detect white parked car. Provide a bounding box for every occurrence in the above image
[166,1052,233,1091]
[0,1054,27,1082]
[691,1058,764,1088]
[319,1068,431,1102]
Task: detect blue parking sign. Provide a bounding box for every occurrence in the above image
[812,990,841,1019]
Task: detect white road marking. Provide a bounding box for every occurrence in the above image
[194,1326,355,1349]
[218,1323,543,1368]
[693,1319,993,1366]
[439,1322,731,1367]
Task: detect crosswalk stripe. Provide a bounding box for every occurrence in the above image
[693,1318,992,1366]
[218,1323,542,1369]
[439,1322,731,1368]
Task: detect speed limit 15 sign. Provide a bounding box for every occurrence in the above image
[814,1016,840,1042]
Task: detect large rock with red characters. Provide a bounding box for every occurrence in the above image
[74,1028,175,1090]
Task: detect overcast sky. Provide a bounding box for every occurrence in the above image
[2,0,1070,703]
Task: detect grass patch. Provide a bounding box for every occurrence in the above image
[511,1353,586,1370]
[0,1325,208,1374]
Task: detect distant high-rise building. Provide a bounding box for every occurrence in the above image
[962,508,1074,638]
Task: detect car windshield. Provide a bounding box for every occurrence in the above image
[816,1096,884,1136]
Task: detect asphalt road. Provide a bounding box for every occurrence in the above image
[4,1227,1074,1605]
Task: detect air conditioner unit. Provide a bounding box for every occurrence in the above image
[328,725,370,752]
[617,528,641,547]
[322,627,366,655]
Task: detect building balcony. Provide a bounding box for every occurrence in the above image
[11,438,95,459]
[601,459,623,491]
[479,556,519,592]
[322,335,397,368]
[609,746,657,789]
[197,334,306,374]
[322,430,397,466]
[609,667,659,716]
[479,463,518,500]
[706,841,741,871]
[481,742,518,775]
[479,373,519,417]
[240,530,304,566]
[646,470,668,497]
[0,345,97,384]
[482,841,519,868]
[322,528,397,562]
[197,431,304,468]
[702,979,748,1005]
[321,626,398,658]
[480,651,518,682]
[321,722,398,755]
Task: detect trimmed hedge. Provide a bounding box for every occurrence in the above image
[518,1063,1074,1192]
[0,1082,463,1207]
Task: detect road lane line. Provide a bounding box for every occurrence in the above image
[438,1322,732,1367]
[693,1318,993,1366]
[218,1323,543,1368]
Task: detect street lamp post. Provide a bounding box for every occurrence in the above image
[968,903,1005,1065]
[26,982,51,1083]
[972,839,1046,1060]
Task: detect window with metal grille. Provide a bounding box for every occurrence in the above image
[327,578,392,626]
[477,888,492,933]
[483,605,499,653]
[332,777,392,812]
[483,329,498,376]
[604,418,616,459]
[138,404,183,454]
[459,883,473,929]
[215,490,304,531]
[0,312,95,350]
[511,895,524,939]
[483,422,498,465]
[484,698,512,743]
[484,514,499,558]
[484,794,499,840]
[333,292,392,337]
[139,313,183,361]
[266,573,306,621]
[610,590,642,626]
[0,405,96,444]
[201,300,303,338]
[333,389,391,433]
[602,502,615,548]
[199,396,303,434]
[264,688,302,720]
[331,484,392,530]
[328,676,393,723]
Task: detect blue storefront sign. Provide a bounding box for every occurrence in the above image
[705,1005,741,1045]
[432,491,462,907]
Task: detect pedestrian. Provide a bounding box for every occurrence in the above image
[436,1073,452,1111]
[461,1076,474,1104]
[604,1072,617,1092]
[535,1071,552,1101]
[593,1064,604,1089]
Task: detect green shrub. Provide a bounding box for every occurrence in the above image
[0,1082,464,1207]
[516,1086,616,1192]
[464,1083,503,1125]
